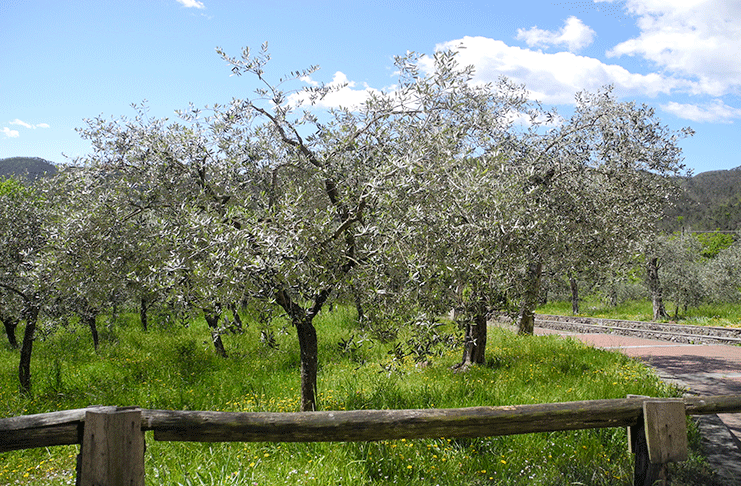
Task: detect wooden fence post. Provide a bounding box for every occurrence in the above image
[628,398,687,486]
[77,406,145,486]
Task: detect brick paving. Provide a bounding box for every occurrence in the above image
[535,328,741,442]
[529,327,741,483]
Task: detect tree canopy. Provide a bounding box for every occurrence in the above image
[1,47,694,406]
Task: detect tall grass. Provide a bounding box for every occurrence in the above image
[538,296,741,327]
[537,298,654,322]
[0,306,719,485]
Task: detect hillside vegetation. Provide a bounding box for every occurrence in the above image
[664,166,741,232]
[0,157,57,180]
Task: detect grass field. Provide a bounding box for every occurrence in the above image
[0,305,721,485]
[537,296,741,328]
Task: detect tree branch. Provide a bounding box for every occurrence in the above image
[0,282,30,302]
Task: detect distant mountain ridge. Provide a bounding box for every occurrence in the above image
[0,156,58,180]
[664,166,741,232]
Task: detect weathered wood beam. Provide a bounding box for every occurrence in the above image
[146,395,741,444]
[684,395,741,415]
[148,398,649,443]
[0,406,114,453]
[2,395,740,453]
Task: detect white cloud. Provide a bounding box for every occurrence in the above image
[607,0,741,96]
[9,119,50,130]
[516,16,596,52]
[9,119,33,129]
[662,99,741,123]
[288,71,380,109]
[424,36,682,104]
[282,4,741,117]
[1,127,20,138]
[176,0,205,8]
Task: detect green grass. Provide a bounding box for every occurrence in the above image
[0,306,721,485]
[537,296,741,328]
[682,302,741,327]
[537,298,654,322]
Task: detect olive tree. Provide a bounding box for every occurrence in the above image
[360,75,690,369]
[212,46,534,406]
[74,102,255,358]
[366,67,533,367]
[705,235,741,303]
[0,177,48,394]
[37,168,130,351]
[0,178,32,349]
[210,46,536,401]
[507,88,691,334]
[644,231,738,319]
[75,45,447,410]
[657,233,706,318]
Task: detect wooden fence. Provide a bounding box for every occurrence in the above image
[2,395,741,486]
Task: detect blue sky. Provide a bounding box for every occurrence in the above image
[2,0,740,174]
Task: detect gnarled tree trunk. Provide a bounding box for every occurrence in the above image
[2,315,19,349]
[203,309,228,358]
[459,308,487,368]
[81,310,100,352]
[518,261,543,335]
[19,304,40,396]
[275,288,329,412]
[295,317,319,411]
[645,257,667,321]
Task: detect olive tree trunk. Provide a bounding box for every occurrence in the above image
[139,297,149,332]
[569,275,580,315]
[518,261,543,335]
[81,311,100,352]
[229,303,244,333]
[19,304,40,396]
[275,289,329,412]
[459,309,487,368]
[645,257,667,321]
[203,309,228,358]
[2,315,19,349]
[295,317,319,411]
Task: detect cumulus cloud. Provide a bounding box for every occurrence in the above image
[288,71,380,109]
[516,16,596,52]
[9,119,50,130]
[607,0,741,96]
[283,3,741,117]
[1,127,20,138]
[662,99,741,123]
[9,119,33,129]
[423,36,682,104]
[176,0,205,8]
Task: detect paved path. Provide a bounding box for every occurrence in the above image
[535,327,741,484]
[535,328,741,440]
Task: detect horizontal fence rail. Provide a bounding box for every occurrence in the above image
[2,395,741,486]
[2,395,741,453]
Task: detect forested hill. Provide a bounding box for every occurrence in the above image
[664,166,741,232]
[0,157,58,180]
